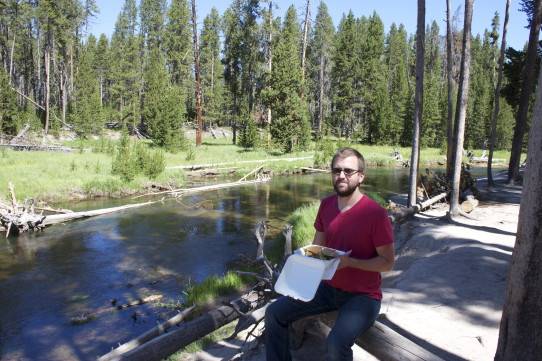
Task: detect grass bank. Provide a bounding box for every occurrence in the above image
[0,133,512,206]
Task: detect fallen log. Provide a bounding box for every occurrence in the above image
[112,292,262,361]
[169,178,271,198]
[238,165,265,182]
[40,199,164,227]
[301,167,328,173]
[315,312,446,361]
[166,156,313,170]
[70,295,163,325]
[460,194,479,213]
[98,305,197,361]
[388,192,448,223]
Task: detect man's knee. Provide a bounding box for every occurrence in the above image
[265,299,285,326]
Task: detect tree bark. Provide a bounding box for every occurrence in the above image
[507,0,542,183]
[488,0,511,187]
[445,0,455,180]
[316,313,446,361]
[449,0,474,218]
[44,47,51,135]
[495,50,542,361]
[301,0,310,85]
[408,0,425,207]
[97,305,196,361]
[115,292,261,361]
[191,0,203,147]
[265,1,273,147]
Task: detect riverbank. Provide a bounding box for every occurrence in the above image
[1,130,512,205]
[176,171,520,361]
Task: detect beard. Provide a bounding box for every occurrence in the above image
[333,180,359,197]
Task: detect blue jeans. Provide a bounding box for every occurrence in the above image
[265,281,380,361]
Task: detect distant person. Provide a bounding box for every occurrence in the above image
[265,147,395,361]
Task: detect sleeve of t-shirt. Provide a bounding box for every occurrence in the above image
[372,206,394,247]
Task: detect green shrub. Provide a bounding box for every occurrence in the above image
[239,119,261,149]
[185,144,196,161]
[111,133,137,182]
[143,150,165,179]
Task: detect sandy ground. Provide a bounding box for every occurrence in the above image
[180,171,521,361]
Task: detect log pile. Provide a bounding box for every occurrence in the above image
[0,184,45,237]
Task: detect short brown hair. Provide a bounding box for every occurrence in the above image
[331,147,365,173]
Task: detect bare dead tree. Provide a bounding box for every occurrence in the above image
[508,0,542,183]
[446,0,455,179]
[488,0,511,187]
[191,0,203,147]
[408,0,425,207]
[449,0,474,219]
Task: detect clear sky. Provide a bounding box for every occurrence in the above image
[88,0,530,51]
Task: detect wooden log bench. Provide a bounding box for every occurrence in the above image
[292,312,446,361]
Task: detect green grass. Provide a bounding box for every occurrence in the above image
[183,271,248,306]
[0,133,516,205]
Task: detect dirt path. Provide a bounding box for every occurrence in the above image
[179,172,521,361]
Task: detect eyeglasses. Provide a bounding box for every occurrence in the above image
[331,168,362,177]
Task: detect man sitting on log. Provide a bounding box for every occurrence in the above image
[265,147,395,361]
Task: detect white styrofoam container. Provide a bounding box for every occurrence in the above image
[274,245,348,302]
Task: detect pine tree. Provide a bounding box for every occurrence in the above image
[307,2,334,136]
[222,1,244,144]
[109,0,141,129]
[422,21,444,148]
[163,0,192,124]
[144,50,185,152]
[199,8,225,129]
[140,0,167,51]
[331,11,358,138]
[385,23,411,145]
[0,70,19,134]
[239,0,263,114]
[70,34,104,134]
[361,12,386,144]
[265,5,310,153]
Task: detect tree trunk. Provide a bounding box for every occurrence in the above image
[318,56,325,134]
[44,48,51,135]
[495,53,542,361]
[408,0,425,207]
[316,314,446,361]
[445,0,455,180]
[301,0,310,85]
[449,0,474,218]
[9,32,16,85]
[115,292,261,361]
[265,1,273,147]
[507,0,542,183]
[488,0,511,187]
[191,0,203,147]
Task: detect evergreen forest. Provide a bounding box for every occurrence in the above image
[0,0,536,153]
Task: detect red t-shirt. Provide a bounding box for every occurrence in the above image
[314,194,394,300]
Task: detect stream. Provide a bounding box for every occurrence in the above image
[0,167,491,360]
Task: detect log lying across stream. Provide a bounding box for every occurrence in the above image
[0,199,164,233]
